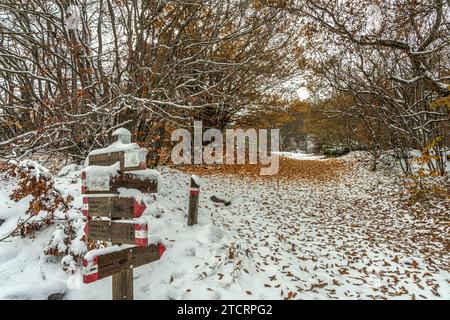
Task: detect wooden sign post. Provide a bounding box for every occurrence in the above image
[82,128,164,300]
[83,244,165,283]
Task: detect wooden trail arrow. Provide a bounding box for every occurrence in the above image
[83,243,165,283]
[82,197,146,218]
[88,150,148,172]
[85,220,148,246]
[81,170,158,194]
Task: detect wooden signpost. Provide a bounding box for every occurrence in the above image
[83,243,165,283]
[82,196,147,219]
[82,128,164,300]
[81,171,158,194]
[85,220,149,246]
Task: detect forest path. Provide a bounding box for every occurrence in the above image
[188,156,449,299]
[0,155,447,299]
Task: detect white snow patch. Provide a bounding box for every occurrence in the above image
[117,187,144,203]
[275,151,325,160]
[111,128,131,137]
[191,174,203,187]
[84,244,135,262]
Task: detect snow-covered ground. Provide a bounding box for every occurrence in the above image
[274,151,325,161]
[0,153,448,300]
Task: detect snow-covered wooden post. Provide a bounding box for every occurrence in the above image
[111,127,132,144]
[187,175,200,226]
[82,127,165,300]
[114,128,138,300]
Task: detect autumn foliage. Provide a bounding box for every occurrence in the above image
[0,160,72,238]
[180,157,347,182]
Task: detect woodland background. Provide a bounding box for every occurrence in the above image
[0,1,449,300]
[0,0,449,174]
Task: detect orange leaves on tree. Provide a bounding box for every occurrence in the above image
[2,161,72,237]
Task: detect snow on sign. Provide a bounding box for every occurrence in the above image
[82,197,146,219]
[84,173,110,191]
[112,127,132,144]
[81,128,165,300]
[85,220,149,246]
[124,150,145,168]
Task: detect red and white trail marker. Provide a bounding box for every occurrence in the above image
[85,220,149,246]
[82,196,147,219]
[82,243,166,284]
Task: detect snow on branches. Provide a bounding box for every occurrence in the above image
[0,160,72,238]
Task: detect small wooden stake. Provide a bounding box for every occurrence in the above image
[187,176,200,226]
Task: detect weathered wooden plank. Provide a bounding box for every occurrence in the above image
[88,152,124,170]
[83,243,165,283]
[86,220,148,246]
[82,197,146,218]
[82,171,158,194]
[111,220,133,301]
[88,149,148,172]
[112,269,133,300]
